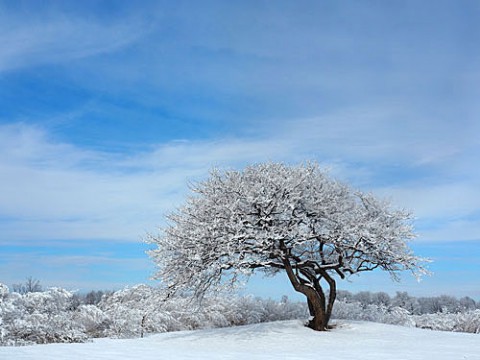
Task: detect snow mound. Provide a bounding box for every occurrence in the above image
[1,320,479,360]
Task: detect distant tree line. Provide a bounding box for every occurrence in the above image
[10,277,112,306]
[12,278,478,316]
[336,290,479,314]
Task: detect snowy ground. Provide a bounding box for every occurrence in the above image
[1,320,479,360]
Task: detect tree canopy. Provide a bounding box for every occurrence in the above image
[148,162,428,330]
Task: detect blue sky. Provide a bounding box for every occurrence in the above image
[0,0,479,299]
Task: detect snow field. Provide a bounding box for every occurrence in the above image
[1,320,479,360]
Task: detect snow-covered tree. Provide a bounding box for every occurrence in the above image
[371,292,391,306]
[353,291,374,307]
[0,284,8,299]
[392,291,421,314]
[11,277,42,294]
[148,163,428,331]
[459,296,477,312]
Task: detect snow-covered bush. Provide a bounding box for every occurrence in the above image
[73,305,111,338]
[0,284,8,299]
[1,283,478,346]
[332,300,414,327]
[234,296,308,325]
[95,285,309,338]
[0,286,86,345]
[413,310,480,333]
[99,285,191,337]
[0,284,10,344]
[455,310,480,334]
[99,285,160,337]
[331,295,480,333]
[381,306,415,326]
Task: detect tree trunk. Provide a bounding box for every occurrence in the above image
[306,291,328,331]
[282,257,330,331]
[307,298,315,317]
[141,314,147,338]
[319,269,337,327]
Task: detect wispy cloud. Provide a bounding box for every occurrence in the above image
[0,11,150,73]
[376,182,480,242]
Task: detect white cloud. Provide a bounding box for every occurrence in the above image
[419,218,480,243]
[0,124,179,241]
[371,180,480,243]
[376,182,480,220]
[277,106,473,169]
[0,123,300,243]
[1,115,479,244]
[0,251,153,291]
